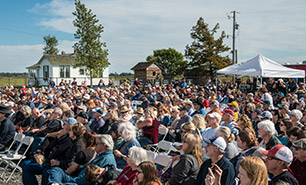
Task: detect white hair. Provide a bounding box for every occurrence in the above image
[97,134,114,151]
[128,146,148,166]
[290,109,303,120]
[258,120,277,136]
[118,121,137,141]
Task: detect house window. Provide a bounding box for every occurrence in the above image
[99,71,104,78]
[153,72,156,76]
[80,68,85,75]
[43,65,49,81]
[60,65,70,78]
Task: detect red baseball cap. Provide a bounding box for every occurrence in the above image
[221,108,234,116]
[262,145,293,163]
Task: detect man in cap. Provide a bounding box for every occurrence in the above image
[202,112,222,146]
[227,101,239,121]
[262,145,298,185]
[76,112,89,130]
[290,138,306,183]
[259,111,273,121]
[263,100,272,111]
[196,136,236,185]
[220,108,239,136]
[89,108,105,134]
[12,100,26,126]
[251,109,262,137]
[205,100,222,121]
[175,107,192,142]
[0,106,15,150]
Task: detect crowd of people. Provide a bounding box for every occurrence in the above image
[0,77,305,185]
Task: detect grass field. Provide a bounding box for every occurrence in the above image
[0,77,28,87]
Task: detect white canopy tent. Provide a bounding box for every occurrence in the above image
[217,54,305,78]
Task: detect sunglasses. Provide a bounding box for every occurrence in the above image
[267,156,280,161]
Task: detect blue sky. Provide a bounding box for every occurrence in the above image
[1,0,306,73]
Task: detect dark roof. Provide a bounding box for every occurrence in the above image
[26,54,76,69]
[131,62,162,70]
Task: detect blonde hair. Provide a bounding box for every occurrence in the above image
[239,115,256,136]
[183,134,204,165]
[59,102,70,112]
[21,105,32,118]
[108,109,119,121]
[145,107,156,119]
[217,126,235,142]
[192,114,206,130]
[240,157,268,185]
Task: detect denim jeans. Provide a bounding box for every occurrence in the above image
[47,166,76,184]
[31,137,45,152]
[22,160,50,185]
[137,136,153,147]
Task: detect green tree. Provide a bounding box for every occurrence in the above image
[72,0,109,86]
[146,48,187,77]
[185,17,231,81]
[43,35,59,55]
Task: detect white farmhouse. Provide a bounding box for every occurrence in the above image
[26,52,109,86]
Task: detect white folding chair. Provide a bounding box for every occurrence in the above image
[146,150,158,162]
[0,136,34,183]
[145,127,169,151]
[158,127,169,141]
[154,140,179,154]
[154,153,172,169]
[0,133,24,157]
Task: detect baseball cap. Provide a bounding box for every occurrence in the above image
[109,102,118,107]
[207,112,222,121]
[209,100,220,106]
[65,118,77,125]
[292,138,306,150]
[93,108,103,115]
[254,99,262,104]
[77,112,88,119]
[259,111,273,119]
[222,108,234,116]
[263,100,271,105]
[247,93,254,97]
[204,136,226,152]
[228,101,238,108]
[262,145,293,163]
[83,94,90,100]
[252,109,262,115]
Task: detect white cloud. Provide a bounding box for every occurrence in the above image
[18,0,306,73]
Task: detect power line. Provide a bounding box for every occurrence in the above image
[0,26,72,40]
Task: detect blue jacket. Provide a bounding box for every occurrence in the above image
[74,150,117,185]
[116,139,141,169]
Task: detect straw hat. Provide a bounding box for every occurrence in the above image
[120,106,130,113]
[135,107,144,115]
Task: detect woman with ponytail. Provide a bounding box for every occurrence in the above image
[216,126,238,160]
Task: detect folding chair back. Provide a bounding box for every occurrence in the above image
[146,150,157,162]
[0,133,24,156]
[154,154,172,168]
[158,127,169,141]
[0,136,34,183]
[155,140,179,154]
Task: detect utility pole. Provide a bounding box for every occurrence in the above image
[229,10,239,82]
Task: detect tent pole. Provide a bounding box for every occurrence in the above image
[304,77,305,91]
[260,77,263,87]
[216,74,218,95]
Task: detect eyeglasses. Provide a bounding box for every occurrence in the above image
[96,142,104,145]
[267,156,281,161]
[280,124,285,126]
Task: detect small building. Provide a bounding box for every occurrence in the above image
[131,62,162,84]
[26,52,109,86]
[284,61,306,75]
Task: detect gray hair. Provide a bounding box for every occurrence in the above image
[128,146,147,166]
[258,120,277,136]
[290,109,303,120]
[97,134,114,151]
[20,105,32,118]
[118,122,137,141]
